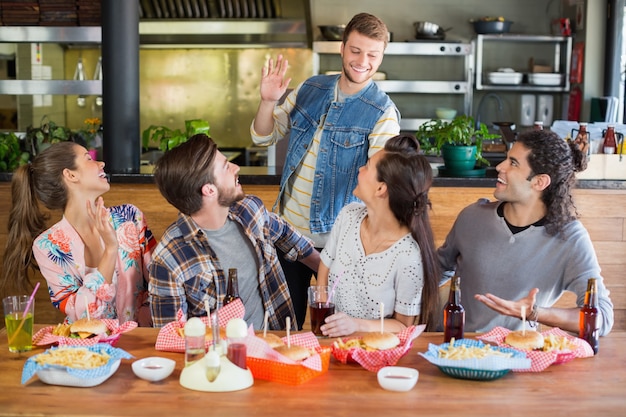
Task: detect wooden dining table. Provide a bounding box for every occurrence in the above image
[1,325,624,416]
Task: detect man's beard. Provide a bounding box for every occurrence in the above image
[217,184,245,207]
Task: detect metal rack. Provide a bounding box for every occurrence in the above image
[474,34,572,92]
[0,26,102,96]
[313,41,474,132]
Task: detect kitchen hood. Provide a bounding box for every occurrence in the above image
[138,0,312,48]
[139,19,309,48]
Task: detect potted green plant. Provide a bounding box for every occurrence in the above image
[0,131,30,172]
[415,115,499,173]
[142,119,210,153]
[23,115,73,157]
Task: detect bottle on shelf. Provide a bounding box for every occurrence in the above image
[579,278,599,355]
[602,125,617,154]
[223,268,240,306]
[443,275,465,343]
[571,122,590,157]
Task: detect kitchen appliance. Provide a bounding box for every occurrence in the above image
[318,25,345,41]
[537,95,554,127]
[520,94,536,126]
[471,19,513,34]
[413,21,449,40]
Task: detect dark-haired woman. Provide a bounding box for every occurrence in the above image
[317,134,440,337]
[1,142,155,325]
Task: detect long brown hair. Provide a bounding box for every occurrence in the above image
[0,141,78,297]
[516,130,587,236]
[377,134,440,330]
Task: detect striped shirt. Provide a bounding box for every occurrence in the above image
[251,81,400,247]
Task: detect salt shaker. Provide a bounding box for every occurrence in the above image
[184,317,206,367]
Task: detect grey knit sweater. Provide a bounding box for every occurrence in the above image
[438,199,614,335]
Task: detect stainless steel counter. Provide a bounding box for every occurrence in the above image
[1,166,624,189]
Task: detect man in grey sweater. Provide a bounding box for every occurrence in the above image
[438,129,613,335]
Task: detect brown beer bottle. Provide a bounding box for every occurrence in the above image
[223,268,240,306]
[602,125,617,154]
[443,275,465,343]
[579,278,599,354]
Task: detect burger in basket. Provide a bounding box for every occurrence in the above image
[504,330,544,350]
[331,326,424,373]
[51,318,110,339]
[69,318,109,339]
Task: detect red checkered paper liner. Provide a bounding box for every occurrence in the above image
[155,298,245,352]
[331,324,426,372]
[32,319,137,347]
[477,326,594,372]
[245,330,325,371]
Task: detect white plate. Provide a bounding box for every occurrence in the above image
[528,73,563,86]
[36,359,121,387]
[486,72,523,85]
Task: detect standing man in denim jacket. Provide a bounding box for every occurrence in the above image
[251,13,401,329]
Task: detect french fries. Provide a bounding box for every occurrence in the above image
[333,338,377,352]
[438,338,513,360]
[51,323,71,337]
[35,347,110,369]
[542,334,577,352]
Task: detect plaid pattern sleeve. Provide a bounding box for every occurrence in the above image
[231,196,315,330]
[148,214,221,327]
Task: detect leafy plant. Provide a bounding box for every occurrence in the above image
[415,115,499,166]
[0,131,30,172]
[142,119,210,152]
[24,115,73,157]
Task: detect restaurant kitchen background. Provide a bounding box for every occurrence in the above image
[0,0,620,167]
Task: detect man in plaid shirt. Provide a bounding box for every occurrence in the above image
[148,134,320,330]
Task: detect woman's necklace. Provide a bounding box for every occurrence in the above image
[361,217,400,255]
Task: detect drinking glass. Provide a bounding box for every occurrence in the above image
[308,286,335,337]
[3,295,35,353]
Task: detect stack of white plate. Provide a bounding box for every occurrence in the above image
[486,71,523,85]
[528,73,564,86]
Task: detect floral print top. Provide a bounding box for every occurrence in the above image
[33,204,156,326]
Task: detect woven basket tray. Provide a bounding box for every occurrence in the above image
[247,347,331,385]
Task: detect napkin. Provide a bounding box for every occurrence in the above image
[32,319,137,347]
[331,325,425,372]
[21,343,133,384]
[477,326,594,372]
[155,298,245,352]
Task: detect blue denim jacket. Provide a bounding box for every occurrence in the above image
[278,74,399,234]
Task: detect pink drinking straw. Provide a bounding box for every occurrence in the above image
[325,271,343,308]
[7,282,40,346]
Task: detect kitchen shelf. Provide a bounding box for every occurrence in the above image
[0,26,102,96]
[313,41,474,132]
[0,26,101,43]
[474,34,572,92]
[0,80,101,95]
